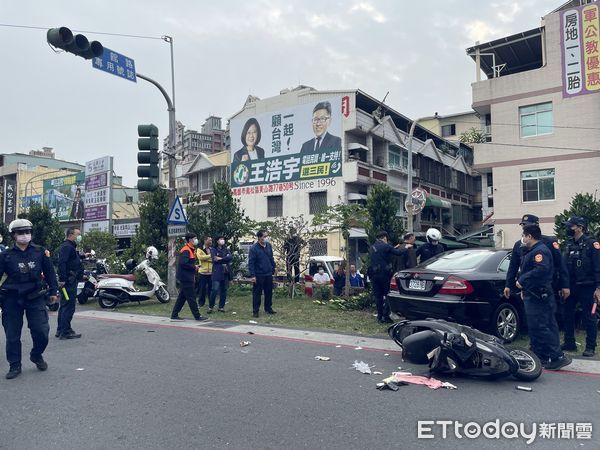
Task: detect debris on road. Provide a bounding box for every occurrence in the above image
[223,346,230,353]
[240,341,251,347]
[354,346,363,350]
[76,368,85,371]
[249,320,258,324]
[516,386,533,392]
[383,373,456,390]
[147,330,156,333]
[352,360,373,374]
[315,356,331,361]
[373,371,383,375]
[247,331,255,335]
[335,345,342,348]
[384,353,390,357]
[376,382,401,391]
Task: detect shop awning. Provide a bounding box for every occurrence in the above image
[425,196,451,209]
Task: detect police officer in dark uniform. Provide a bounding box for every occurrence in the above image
[57,227,84,340]
[368,231,410,324]
[0,219,59,379]
[416,228,444,263]
[504,214,570,302]
[562,216,600,357]
[516,224,571,370]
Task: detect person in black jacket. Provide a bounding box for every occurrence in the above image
[369,231,411,324]
[57,227,84,340]
[416,228,444,263]
[248,230,276,318]
[562,216,600,357]
[0,219,58,379]
[171,233,207,322]
[517,225,570,370]
[503,214,570,302]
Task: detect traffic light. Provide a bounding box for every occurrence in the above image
[137,124,160,192]
[47,27,104,60]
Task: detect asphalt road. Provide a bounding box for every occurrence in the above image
[0,312,598,449]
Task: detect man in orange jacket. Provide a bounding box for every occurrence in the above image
[171,233,208,322]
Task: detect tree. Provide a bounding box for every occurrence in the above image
[132,188,169,255]
[554,192,600,242]
[186,181,252,270]
[313,202,369,298]
[80,230,117,259]
[459,127,487,144]
[254,215,324,297]
[366,184,404,245]
[18,204,63,254]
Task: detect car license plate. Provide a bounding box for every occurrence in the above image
[409,279,426,290]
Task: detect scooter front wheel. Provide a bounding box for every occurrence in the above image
[156,285,170,303]
[507,347,542,381]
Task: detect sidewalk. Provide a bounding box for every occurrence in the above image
[77,310,600,376]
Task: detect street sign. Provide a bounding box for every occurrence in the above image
[92,47,136,82]
[168,224,187,237]
[167,195,187,225]
[405,187,427,215]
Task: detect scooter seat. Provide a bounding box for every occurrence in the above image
[97,274,136,282]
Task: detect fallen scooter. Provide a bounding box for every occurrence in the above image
[389,319,542,381]
[94,247,169,308]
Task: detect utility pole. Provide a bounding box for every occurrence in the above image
[406,117,426,233]
[136,72,177,296]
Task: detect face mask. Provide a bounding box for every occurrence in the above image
[566,228,576,237]
[218,239,225,246]
[318,269,324,274]
[193,238,199,247]
[264,237,270,243]
[76,235,82,244]
[16,233,31,245]
[520,237,526,245]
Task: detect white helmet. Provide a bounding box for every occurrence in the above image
[426,228,442,244]
[89,249,96,258]
[8,219,33,233]
[146,246,159,260]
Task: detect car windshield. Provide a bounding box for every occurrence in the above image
[421,250,491,271]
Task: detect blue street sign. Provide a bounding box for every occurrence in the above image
[167,195,188,225]
[92,47,136,82]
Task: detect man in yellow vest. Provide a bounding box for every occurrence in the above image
[196,236,213,312]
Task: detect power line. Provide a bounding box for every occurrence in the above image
[446,118,600,132]
[476,141,600,154]
[0,23,163,40]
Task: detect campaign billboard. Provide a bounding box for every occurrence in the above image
[230,97,344,195]
[561,2,600,97]
[43,172,86,221]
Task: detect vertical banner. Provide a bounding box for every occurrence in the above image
[84,156,113,233]
[561,2,600,97]
[230,97,344,196]
[3,177,16,223]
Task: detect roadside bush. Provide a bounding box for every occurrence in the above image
[328,290,373,311]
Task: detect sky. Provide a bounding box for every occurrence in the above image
[1,0,555,186]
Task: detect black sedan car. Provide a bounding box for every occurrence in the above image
[388,248,524,342]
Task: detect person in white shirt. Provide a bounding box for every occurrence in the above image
[313,266,331,285]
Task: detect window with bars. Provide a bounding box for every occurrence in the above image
[521,169,555,202]
[309,191,328,215]
[441,124,456,137]
[309,239,328,256]
[267,195,283,217]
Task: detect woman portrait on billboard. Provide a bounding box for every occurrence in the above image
[233,118,265,162]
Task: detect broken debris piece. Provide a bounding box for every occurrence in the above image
[240,341,251,347]
[352,360,373,374]
[314,356,331,361]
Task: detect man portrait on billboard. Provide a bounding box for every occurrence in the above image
[300,101,341,154]
[70,186,85,220]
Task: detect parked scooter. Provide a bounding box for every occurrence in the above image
[77,252,108,305]
[94,246,169,308]
[389,318,542,381]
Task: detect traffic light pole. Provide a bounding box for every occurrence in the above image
[136,72,177,297]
